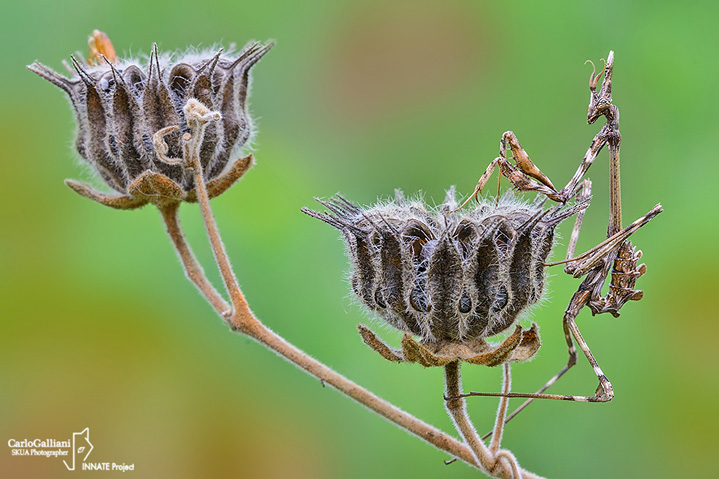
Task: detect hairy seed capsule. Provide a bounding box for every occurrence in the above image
[303,189,587,342]
[28,39,272,209]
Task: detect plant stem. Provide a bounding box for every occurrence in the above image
[187,165,486,464]
[444,361,536,479]
[185,161,545,478]
[159,202,230,317]
[490,363,511,454]
[245,320,479,466]
[192,165,252,323]
[444,361,493,474]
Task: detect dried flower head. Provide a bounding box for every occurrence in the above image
[28,33,273,209]
[303,189,588,365]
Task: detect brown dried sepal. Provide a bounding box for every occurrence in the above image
[357,325,404,362]
[126,171,187,207]
[357,323,540,368]
[185,154,254,203]
[65,179,148,210]
[64,170,189,210]
[65,154,253,210]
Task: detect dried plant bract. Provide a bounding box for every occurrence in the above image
[303,191,590,368]
[28,34,273,209]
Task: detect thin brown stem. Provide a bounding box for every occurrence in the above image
[444,361,491,471]
[490,363,511,454]
[482,364,571,441]
[159,202,230,318]
[180,99,253,327]
[179,190,545,478]
[245,321,478,466]
[179,102,544,479]
[443,361,534,479]
[192,165,252,325]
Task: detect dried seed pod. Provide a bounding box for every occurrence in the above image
[303,190,587,344]
[28,36,273,209]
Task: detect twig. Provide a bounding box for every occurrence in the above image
[185,153,547,477]
[180,100,254,327]
[180,181,489,467]
[159,202,230,318]
[490,363,511,454]
[192,163,253,325]
[163,170,490,467]
[444,361,493,471]
[247,321,479,466]
[180,99,544,479]
[444,361,535,479]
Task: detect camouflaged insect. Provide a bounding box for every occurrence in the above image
[27,40,272,209]
[303,189,588,366]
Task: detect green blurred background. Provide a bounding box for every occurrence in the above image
[2,1,717,478]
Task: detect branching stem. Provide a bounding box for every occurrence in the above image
[159,202,230,318]
[490,363,511,454]
[180,99,254,327]
[186,169,494,470]
[179,161,543,478]
[167,99,544,479]
[444,361,533,479]
[191,164,253,325]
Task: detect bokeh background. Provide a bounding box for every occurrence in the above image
[2,1,717,478]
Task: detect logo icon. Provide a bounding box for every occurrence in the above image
[62,428,93,471]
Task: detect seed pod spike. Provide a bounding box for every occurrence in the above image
[517,205,552,233]
[330,196,366,221]
[227,41,262,70]
[147,44,155,83]
[33,34,271,209]
[378,213,400,236]
[102,54,125,86]
[301,203,362,235]
[309,198,360,229]
[27,62,76,96]
[70,55,95,87]
[300,207,339,228]
[147,43,162,85]
[316,197,352,220]
[244,41,275,69]
[334,194,363,215]
[359,210,382,231]
[197,48,223,76]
